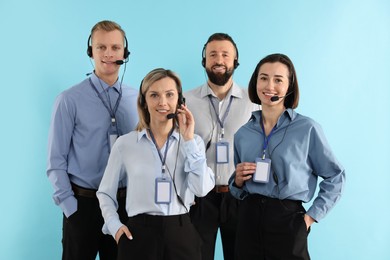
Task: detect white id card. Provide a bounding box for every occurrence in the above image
[108,124,118,151]
[216,141,229,164]
[253,158,271,183]
[109,134,118,149]
[155,178,172,204]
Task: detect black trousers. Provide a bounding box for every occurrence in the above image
[117,213,202,260]
[190,190,238,260]
[62,195,127,260]
[236,194,310,260]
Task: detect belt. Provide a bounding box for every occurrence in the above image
[71,183,126,199]
[213,185,229,193]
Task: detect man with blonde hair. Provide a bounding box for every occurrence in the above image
[47,20,138,259]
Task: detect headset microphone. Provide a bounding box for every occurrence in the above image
[167,113,176,119]
[115,59,128,65]
[270,91,293,102]
[270,95,282,102]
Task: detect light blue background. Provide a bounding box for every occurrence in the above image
[1,0,389,259]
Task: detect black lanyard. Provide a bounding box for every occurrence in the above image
[148,128,174,175]
[89,78,122,126]
[208,95,233,139]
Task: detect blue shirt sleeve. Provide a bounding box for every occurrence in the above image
[96,141,124,237]
[47,93,77,217]
[305,122,346,221]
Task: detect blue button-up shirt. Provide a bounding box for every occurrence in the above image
[229,109,345,222]
[47,73,138,217]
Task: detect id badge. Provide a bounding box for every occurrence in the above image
[216,141,229,164]
[155,178,172,204]
[108,124,118,150]
[109,134,118,149]
[253,158,271,183]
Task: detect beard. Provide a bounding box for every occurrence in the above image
[206,65,234,86]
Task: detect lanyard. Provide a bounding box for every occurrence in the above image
[148,128,174,176]
[208,95,233,139]
[89,78,122,126]
[260,112,277,159]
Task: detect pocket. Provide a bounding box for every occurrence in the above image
[293,212,309,237]
[299,212,312,235]
[65,199,79,224]
[189,196,201,219]
[65,209,81,227]
[117,232,127,245]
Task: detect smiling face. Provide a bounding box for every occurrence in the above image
[91,29,125,84]
[256,62,290,107]
[204,40,236,86]
[144,77,179,124]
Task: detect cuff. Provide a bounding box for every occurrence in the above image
[59,195,78,218]
[105,217,124,238]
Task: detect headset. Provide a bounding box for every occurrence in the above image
[201,42,239,69]
[86,34,130,59]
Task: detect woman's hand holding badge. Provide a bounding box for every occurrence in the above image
[234,162,256,188]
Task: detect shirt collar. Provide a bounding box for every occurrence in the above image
[199,81,243,99]
[250,108,296,128]
[285,108,296,120]
[137,128,180,142]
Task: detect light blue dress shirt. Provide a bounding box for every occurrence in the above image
[229,109,345,222]
[47,73,138,217]
[97,129,215,238]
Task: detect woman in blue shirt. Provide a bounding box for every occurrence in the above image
[97,68,215,260]
[229,54,345,259]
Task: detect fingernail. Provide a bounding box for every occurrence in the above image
[129,235,133,240]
